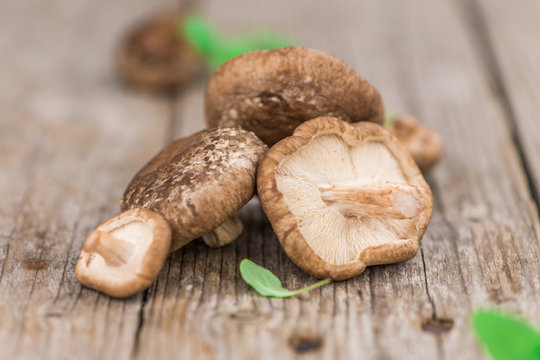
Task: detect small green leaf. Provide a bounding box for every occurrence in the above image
[208,32,294,70]
[181,15,295,71]
[182,15,221,60]
[472,309,540,360]
[239,259,330,298]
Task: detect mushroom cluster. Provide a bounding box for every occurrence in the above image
[77,46,442,297]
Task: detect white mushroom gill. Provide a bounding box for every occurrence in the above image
[86,219,154,278]
[275,134,416,265]
[110,220,153,248]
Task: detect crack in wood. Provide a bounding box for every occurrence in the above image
[419,245,448,360]
[288,334,323,354]
[53,221,79,304]
[421,317,454,335]
[420,246,437,318]
[130,289,149,359]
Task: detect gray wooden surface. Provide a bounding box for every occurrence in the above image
[1,0,539,359]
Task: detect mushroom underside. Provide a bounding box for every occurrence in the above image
[275,134,420,266]
[76,209,171,297]
[82,217,154,281]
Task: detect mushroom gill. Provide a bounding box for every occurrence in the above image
[274,134,416,265]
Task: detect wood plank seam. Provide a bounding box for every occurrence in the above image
[130,289,149,358]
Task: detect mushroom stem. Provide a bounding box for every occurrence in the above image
[202,216,243,247]
[82,230,135,266]
[319,182,423,219]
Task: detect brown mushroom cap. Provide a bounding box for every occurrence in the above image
[385,114,444,175]
[257,117,433,280]
[121,127,267,252]
[76,208,171,298]
[205,47,385,146]
[117,13,204,90]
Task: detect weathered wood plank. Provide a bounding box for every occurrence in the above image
[472,0,540,199]
[1,0,540,359]
[0,0,175,359]
[133,1,540,359]
[383,1,540,359]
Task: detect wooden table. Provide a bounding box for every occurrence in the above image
[1,0,539,358]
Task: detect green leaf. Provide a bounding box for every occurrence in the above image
[182,15,222,59]
[181,15,295,71]
[239,259,330,298]
[208,32,294,70]
[472,309,540,360]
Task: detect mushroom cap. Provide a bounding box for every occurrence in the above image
[121,127,267,251]
[205,47,384,146]
[117,13,204,90]
[76,208,171,298]
[257,117,433,280]
[386,114,444,175]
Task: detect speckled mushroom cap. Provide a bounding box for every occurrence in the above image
[121,127,267,252]
[205,47,385,146]
[257,117,432,280]
[76,208,172,298]
[117,13,204,90]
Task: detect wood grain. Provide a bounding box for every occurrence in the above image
[0,0,539,359]
[136,0,540,359]
[472,0,540,200]
[0,0,175,358]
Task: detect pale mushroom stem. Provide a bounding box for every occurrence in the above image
[319,182,423,219]
[202,216,243,247]
[83,230,136,266]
